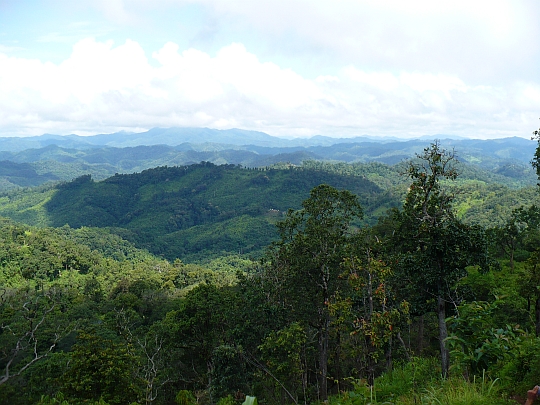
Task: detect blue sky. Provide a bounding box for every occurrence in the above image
[0,0,539,139]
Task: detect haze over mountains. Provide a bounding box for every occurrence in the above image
[0,127,535,162]
[0,127,534,191]
[0,127,534,151]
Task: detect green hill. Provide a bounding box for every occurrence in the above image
[0,158,537,262]
[0,163,384,261]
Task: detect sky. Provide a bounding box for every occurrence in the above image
[0,0,539,139]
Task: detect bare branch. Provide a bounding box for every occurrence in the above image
[0,289,73,386]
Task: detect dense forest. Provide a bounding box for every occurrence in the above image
[0,158,536,262]
[1,133,540,405]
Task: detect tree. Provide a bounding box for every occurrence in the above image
[171,283,232,399]
[258,322,309,404]
[532,122,540,184]
[390,142,489,377]
[111,313,177,405]
[519,229,540,337]
[62,331,139,404]
[344,244,410,384]
[0,286,73,386]
[518,127,540,336]
[490,205,540,270]
[265,184,363,400]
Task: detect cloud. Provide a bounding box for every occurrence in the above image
[0,37,537,138]
[144,0,539,84]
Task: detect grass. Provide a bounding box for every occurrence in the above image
[328,359,518,405]
[415,376,512,405]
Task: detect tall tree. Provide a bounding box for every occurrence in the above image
[390,142,489,377]
[265,184,363,400]
[525,123,540,334]
[532,122,540,184]
[344,242,410,385]
[489,205,540,270]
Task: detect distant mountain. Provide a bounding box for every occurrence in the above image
[0,128,535,191]
[2,127,531,151]
[0,128,294,151]
[0,160,59,189]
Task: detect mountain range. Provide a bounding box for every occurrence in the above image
[0,127,535,191]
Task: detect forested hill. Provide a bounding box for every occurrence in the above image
[1,159,538,261]
[0,130,534,191]
[0,163,385,261]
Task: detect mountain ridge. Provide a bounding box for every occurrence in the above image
[1,127,534,151]
[0,127,534,191]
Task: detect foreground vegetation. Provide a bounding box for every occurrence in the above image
[1,134,540,404]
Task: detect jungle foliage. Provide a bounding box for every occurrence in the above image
[1,136,540,404]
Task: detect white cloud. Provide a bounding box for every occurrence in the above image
[521,84,540,105]
[0,37,538,138]
[152,41,321,109]
[172,0,540,84]
[343,68,400,92]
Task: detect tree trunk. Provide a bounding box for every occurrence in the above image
[510,248,514,271]
[437,295,450,378]
[417,315,424,354]
[397,332,411,362]
[207,360,214,404]
[535,297,540,337]
[335,332,341,394]
[319,319,329,401]
[385,336,393,371]
[367,354,375,386]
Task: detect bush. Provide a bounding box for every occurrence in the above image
[492,335,540,396]
[351,357,441,403]
[217,395,237,405]
[176,390,197,405]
